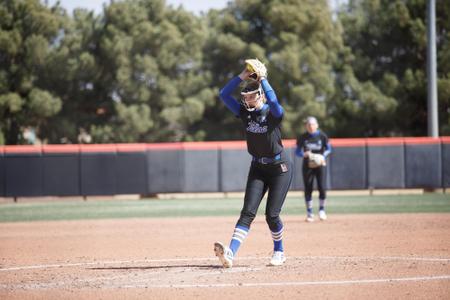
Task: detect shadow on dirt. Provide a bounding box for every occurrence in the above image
[88,264,246,270]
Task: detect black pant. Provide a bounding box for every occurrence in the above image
[237,159,293,232]
[302,163,327,200]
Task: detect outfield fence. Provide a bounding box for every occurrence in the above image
[0,137,449,197]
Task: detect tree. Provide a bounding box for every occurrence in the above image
[83,0,214,142]
[339,0,450,136]
[200,0,396,139]
[39,0,214,143]
[4,0,445,144]
[0,0,64,144]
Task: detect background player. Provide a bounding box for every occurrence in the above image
[295,116,332,222]
[214,59,293,268]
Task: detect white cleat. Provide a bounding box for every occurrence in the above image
[270,251,286,266]
[214,242,233,268]
[305,213,315,222]
[319,210,327,221]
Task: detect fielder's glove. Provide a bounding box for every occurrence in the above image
[307,153,326,168]
[245,58,267,81]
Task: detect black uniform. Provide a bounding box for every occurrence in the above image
[219,75,292,256]
[237,105,293,232]
[296,131,330,201]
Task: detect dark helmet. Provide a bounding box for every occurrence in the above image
[240,80,264,111]
[241,80,262,94]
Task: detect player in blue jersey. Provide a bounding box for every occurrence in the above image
[296,116,332,222]
[214,62,293,268]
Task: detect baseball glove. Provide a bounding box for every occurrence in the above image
[245,58,267,80]
[308,153,326,168]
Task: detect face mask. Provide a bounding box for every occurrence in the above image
[241,86,263,111]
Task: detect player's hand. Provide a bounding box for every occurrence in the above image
[304,151,312,158]
[239,68,253,80]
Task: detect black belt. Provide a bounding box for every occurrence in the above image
[252,154,281,164]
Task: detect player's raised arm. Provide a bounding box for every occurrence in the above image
[260,78,283,118]
[219,68,252,116]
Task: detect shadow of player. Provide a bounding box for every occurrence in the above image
[89,264,250,270]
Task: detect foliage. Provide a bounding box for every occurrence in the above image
[0,0,64,144]
[40,0,212,143]
[340,0,450,136]
[201,0,401,138]
[0,0,448,144]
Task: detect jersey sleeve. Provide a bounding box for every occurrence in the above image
[219,76,242,116]
[261,78,283,118]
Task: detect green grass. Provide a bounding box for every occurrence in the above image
[0,193,449,222]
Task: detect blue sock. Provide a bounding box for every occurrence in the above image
[271,222,284,252]
[229,225,249,255]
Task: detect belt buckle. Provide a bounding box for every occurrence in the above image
[260,157,269,164]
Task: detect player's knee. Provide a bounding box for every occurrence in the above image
[238,211,256,227]
[265,215,281,231]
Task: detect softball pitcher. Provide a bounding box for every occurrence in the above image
[296,116,332,222]
[214,59,293,268]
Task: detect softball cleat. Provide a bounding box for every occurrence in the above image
[214,242,233,268]
[305,213,315,222]
[319,210,327,221]
[270,251,286,266]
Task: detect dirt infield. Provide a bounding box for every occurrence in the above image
[1,214,449,299]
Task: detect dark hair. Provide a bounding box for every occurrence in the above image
[241,80,261,94]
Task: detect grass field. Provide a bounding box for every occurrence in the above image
[0,193,449,222]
